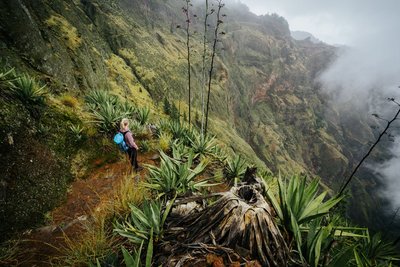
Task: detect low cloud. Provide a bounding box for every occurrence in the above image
[372,138,400,210]
[316,1,400,210]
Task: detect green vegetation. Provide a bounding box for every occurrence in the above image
[0,0,399,266]
[266,175,343,260]
[144,149,209,198]
[11,74,47,105]
[0,66,75,238]
[158,132,172,152]
[85,90,133,134]
[0,68,16,86]
[7,73,48,117]
[69,124,85,142]
[115,201,167,244]
[224,154,247,185]
[187,133,218,158]
[135,107,150,125]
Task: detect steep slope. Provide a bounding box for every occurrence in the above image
[0,0,388,238]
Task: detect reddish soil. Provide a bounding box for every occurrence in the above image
[9,152,157,267]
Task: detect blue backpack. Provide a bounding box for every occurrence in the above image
[113,131,129,152]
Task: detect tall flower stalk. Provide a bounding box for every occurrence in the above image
[183,0,192,125]
[200,0,210,136]
[204,0,224,135]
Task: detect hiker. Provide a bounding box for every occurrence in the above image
[119,118,142,171]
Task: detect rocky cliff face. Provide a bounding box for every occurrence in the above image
[0,0,382,236]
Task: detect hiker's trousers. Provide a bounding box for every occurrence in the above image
[127,147,139,169]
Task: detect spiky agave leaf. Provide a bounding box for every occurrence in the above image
[187,133,219,159]
[122,241,143,267]
[144,150,209,197]
[224,154,247,185]
[89,100,130,133]
[136,106,150,125]
[10,73,47,106]
[114,201,162,244]
[265,174,344,262]
[0,67,17,86]
[85,89,118,108]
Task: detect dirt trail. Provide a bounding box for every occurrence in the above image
[12,152,157,267]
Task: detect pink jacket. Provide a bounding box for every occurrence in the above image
[122,130,138,150]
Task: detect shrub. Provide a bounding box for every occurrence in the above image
[61,94,79,108]
[158,132,172,152]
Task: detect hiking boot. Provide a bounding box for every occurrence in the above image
[136,166,144,172]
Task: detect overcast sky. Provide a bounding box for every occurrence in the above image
[238,0,400,45]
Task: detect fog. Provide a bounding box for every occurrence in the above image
[373,139,400,209]
[230,0,400,210]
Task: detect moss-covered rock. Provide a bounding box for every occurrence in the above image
[0,98,71,240]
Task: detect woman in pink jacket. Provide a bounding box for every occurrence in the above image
[120,118,142,171]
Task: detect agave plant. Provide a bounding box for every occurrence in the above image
[224,154,247,186]
[120,101,136,117]
[85,89,118,108]
[265,175,344,260]
[144,150,209,198]
[139,140,150,153]
[167,120,188,141]
[69,124,85,141]
[157,119,170,135]
[90,100,129,134]
[300,216,369,267]
[188,133,218,158]
[352,232,400,266]
[115,199,175,267]
[9,73,47,107]
[136,107,150,125]
[170,140,191,161]
[129,119,144,134]
[121,243,143,267]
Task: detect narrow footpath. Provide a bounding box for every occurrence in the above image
[11,153,156,266]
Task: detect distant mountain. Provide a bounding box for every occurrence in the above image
[291,30,321,43]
